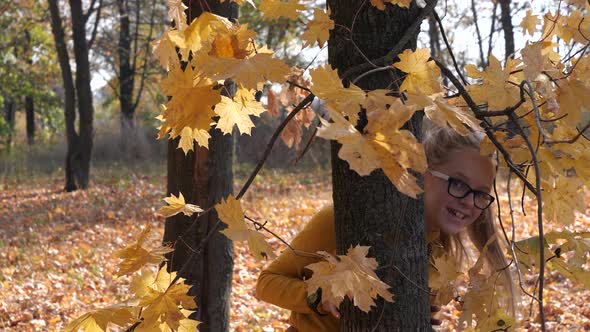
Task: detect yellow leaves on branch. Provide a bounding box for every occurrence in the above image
[136,266,198,330]
[153,11,290,152]
[393,48,442,95]
[309,65,366,123]
[317,101,426,198]
[158,192,203,218]
[215,88,266,135]
[215,195,275,260]
[115,225,174,277]
[259,0,304,21]
[65,303,136,332]
[304,245,393,313]
[520,9,540,36]
[302,9,334,48]
[466,55,522,110]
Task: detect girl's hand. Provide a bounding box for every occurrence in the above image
[431,305,442,326]
[321,301,340,319]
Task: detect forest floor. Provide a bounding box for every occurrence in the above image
[1,165,590,331]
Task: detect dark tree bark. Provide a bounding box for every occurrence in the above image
[327,1,431,330]
[24,29,35,145]
[117,0,157,155]
[499,0,515,60]
[3,97,15,151]
[162,3,237,332]
[69,0,94,189]
[118,0,136,135]
[48,0,80,191]
[427,14,440,59]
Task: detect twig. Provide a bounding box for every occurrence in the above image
[508,112,546,332]
[237,93,315,199]
[434,59,538,195]
[433,10,468,85]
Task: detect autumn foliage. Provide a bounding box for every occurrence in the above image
[59,0,590,331]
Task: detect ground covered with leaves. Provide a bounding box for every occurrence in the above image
[1,166,590,331]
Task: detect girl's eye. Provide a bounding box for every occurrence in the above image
[450,179,469,193]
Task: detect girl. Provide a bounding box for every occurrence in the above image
[256,122,515,331]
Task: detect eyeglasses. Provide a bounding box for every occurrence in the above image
[427,170,495,210]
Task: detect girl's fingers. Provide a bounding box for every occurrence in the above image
[431,305,441,313]
[431,318,442,326]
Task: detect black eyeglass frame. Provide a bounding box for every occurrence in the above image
[427,170,495,210]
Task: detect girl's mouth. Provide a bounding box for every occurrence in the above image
[447,207,466,220]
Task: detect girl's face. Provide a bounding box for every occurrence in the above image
[424,147,496,235]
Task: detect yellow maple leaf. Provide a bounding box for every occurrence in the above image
[209,23,256,59]
[259,0,304,20]
[215,96,256,135]
[556,78,590,127]
[302,9,334,48]
[214,88,266,135]
[183,12,232,55]
[216,195,275,260]
[520,9,540,36]
[304,245,393,313]
[543,175,584,225]
[363,89,397,114]
[393,48,441,95]
[166,0,188,31]
[65,303,136,332]
[476,309,515,331]
[521,42,552,81]
[466,55,521,111]
[405,93,482,137]
[152,30,184,71]
[158,66,220,152]
[318,102,426,198]
[429,254,461,305]
[115,226,174,276]
[139,265,197,330]
[310,65,366,123]
[158,192,203,217]
[198,52,290,90]
[370,0,412,10]
[317,110,379,176]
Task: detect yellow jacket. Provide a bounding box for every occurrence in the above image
[256,206,440,332]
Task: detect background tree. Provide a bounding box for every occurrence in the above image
[48,0,101,190]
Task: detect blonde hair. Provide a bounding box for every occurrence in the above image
[422,120,517,316]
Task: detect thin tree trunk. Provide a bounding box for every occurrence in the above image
[499,0,515,60]
[118,0,135,151]
[162,2,237,331]
[69,0,94,189]
[3,97,15,152]
[327,1,431,330]
[24,29,35,145]
[48,0,80,191]
[470,0,486,68]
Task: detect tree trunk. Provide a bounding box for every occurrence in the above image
[69,0,94,189]
[48,0,80,191]
[24,29,35,145]
[327,1,431,330]
[162,3,237,332]
[118,0,135,152]
[499,0,514,60]
[3,97,15,151]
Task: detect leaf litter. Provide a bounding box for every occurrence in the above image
[1,167,590,331]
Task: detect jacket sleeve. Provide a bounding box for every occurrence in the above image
[255,206,335,314]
